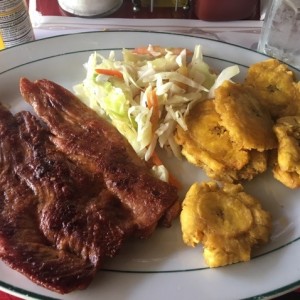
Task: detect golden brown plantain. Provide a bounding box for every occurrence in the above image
[180,181,272,268]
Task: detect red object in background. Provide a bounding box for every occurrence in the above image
[32,0,261,20]
[194,0,259,21]
[0,292,22,300]
[27,0,262,20]
[35,0,194,19]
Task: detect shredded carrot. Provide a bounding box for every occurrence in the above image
[95,68,123,79]
[151,151,182,189]
[147,94,181,189]
[151,151,163,166]
[132,45,193,56]
[147,88,160,132]
[168,173,182,190]
[132,45,164,55]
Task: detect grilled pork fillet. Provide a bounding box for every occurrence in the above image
[15,111,136,268]
[0,105,96,293]
[0,78,179,293]
[20,78,180,237]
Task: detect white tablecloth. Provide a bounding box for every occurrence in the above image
[31,16,263,51]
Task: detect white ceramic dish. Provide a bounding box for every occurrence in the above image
[57,0,123,17]
[0,31,299,300]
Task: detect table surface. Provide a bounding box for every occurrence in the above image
[1,1,299,299]
[33,0,261,20]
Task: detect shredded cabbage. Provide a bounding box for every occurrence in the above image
[208,65,240,99]
[74,44,239,177]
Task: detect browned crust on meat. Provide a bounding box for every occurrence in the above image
[0,105,96,293]
[19,78,179,236]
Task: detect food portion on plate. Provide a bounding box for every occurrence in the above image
[73,45,239,184]
[202,58,300,190]
[273,116,300,188]
[72,46,300,268]
[174,97,270,183]
[175,85,274,266]
[1,42,300,295]
[244,59,300,119]
[243,59,300,189]
[214,81,277,152]
[0,77,179,294]
[172,57,300,267]
[180,181,272,268]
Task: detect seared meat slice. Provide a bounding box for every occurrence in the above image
[0,77,179,294]
[0,105,96,293]
[14,111,135,268]
[20,78,179,237]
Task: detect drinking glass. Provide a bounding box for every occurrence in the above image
[257,0,300,69]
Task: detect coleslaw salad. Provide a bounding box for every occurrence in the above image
[74,44,239,184]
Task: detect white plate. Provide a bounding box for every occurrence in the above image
[0,31,299,300]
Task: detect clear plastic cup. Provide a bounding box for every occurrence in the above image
[257,0,300,69]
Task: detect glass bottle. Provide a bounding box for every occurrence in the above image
[0,0,35,50]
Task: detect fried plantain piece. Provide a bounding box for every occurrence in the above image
[237,150,268,182]
[174,99,268,182]
[214,80,277,151]
[273,116,300,188]
[244,58,300,119]
[180,181,272,268]
[273,165,300,189]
